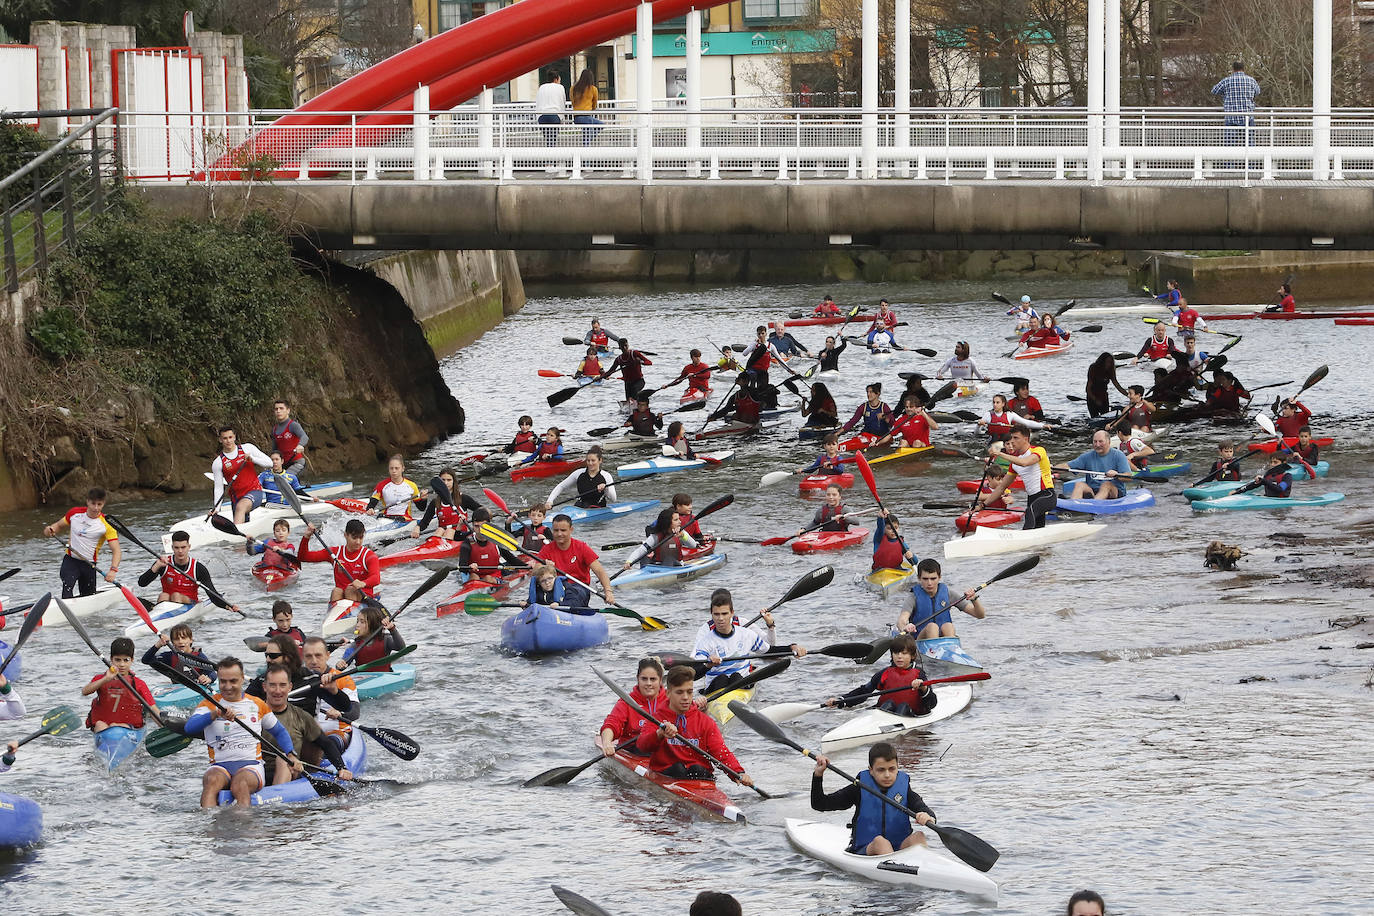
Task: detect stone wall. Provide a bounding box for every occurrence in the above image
[1133,250,1374,305]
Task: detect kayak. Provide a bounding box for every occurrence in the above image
[918,636,983,676]
[378,535,461,570]
[252,565,298,592]
[0,792,42,849]
[819,683,975,753]
[800,472,854,491]
[122,600,212,639]
[953,509,1022,532]
[322,599,363,639]
[862,564,916,599]
[944,522,1105,559]
[956,477,1019,494]
[509,458,585,482]
[509,500,659,531]
[840,433,877,452]
[693,419,783,440]
[1108,427,1159,446]
[680,387,711,405]
[1054,488,1156,515]
[706,683,755,730]
[615,451,733,481]
[500,604,609,655]
[867,446,933,466]
[1181,461,1329,500]
[1128,461,1190,478]
[613,553,728,589]
[954,383,985,398]
[216,728,367,807]
[1191,492,1346,512]
[94,724,145,772]
[784,818,998,902]
[792,527,870,554]
[149,663,416,709]
[1206,309,1374,320]
[162,500,335,551]
[596,432,661,453]
[1334,317,1374,326]
[1247,436,1334,453]
[436,574,523,618]
[1012,340,1073,359]
[798,424,841,441]
[784,314,874,327]
[18,584,129,629]
[868,347,893,358]
[600,749,745,823]
[361,517,417,545]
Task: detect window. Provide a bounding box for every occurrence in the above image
[438,0,497,31]
[742,0,812,25]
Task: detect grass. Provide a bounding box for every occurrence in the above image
[5,206,84,278]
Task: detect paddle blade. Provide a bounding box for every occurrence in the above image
[398,564,458,613]
[462,593,501,616]
[5,592,50,667]
[243,636,269,652]
[695,493,736,521]
[928,822,1001,873]
[39,704,81,739]
[551,885,615,916]
[1256,414,1277,437]
[758,536,789,547]
[760,471,793,489]
[984,554,1041,586]
[704,658,791,701]
[0,568,16,583]
[728,699,806,752]
[123,586,158,633]
[562,337,584,346]
[756,702,817,724]
[912,347,938,357]
[208,514,242,537]
[524,756,601,789]
[1076,324,1103,333]
[774,565,835,608]
[928,380,959,404]
[547,386,580,408]
[854,452,879,503]
[1297,364,1329,395]
[537,369,565,377]
[990,292,1011,305]
[146,726,195,758]
[359,724,420,761]
[1060,299,1077,314]
[818,641,881,660]
[862,638,894,665]
[429,475,453,507]
[482,487,510,515]
[268,473,303,519]
[585,427,618,437]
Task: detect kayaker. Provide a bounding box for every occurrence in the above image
[673,494,704,541]
[768,322,812,359]
[136,530,242,616]
[742,326,773,386]
[1181,336,1209,374]
[1114,385,1154,433]
[1117,431,1155,470]
[1251,454,1293,498]
[896,559,986,639]
[245,518,299,577]
[636,664,755,786]
[797,433,847,476]
[1208,441,1243,482]
[975,393,1044,445]
[298,519,381,603]
[268,399,309,476]
[667,349,712,399]
[865,300,898,345]
[813,295,841,317]
[1008,380,1045,421]
[664,421,696,459]
[1086,352,1129,418]
[42,485,122,599]
[875,395,939,448]
[1287,426,1320,466]
[503,416,539,456]
[1274,399,1314,439]
[1018,316,1061,349]
[1173,297,1207,339]
[797,485,851,537]
[709,376,765,427]
[246,636,306,699]
[1205,370,1251,412]
[0,673,24,722]
[1264,282,1297,314]
[140,623,214,685]
[1045,312,1071,341]
[825,635,934,717]
[902,373,932,407]
[300,636,361,752]
[527,563,571,608]
[810,740,937,854]
[265,600,307,650]
[692,588,805,695]
[415,468,482,541]
[601,337,653,404]
[622,509,698,570]
[816,336,846,373]
[935,342,991,382]
[840,383,894,437]
[871,509,917,572]
[209,426,274,525]
[1007,294,1038,328]
[547,446,617,509]
[978,427,1056,530]
[1067,890,1108,916]
[538,514,617,608]
[82,637,157,738]
[509,503,552,551]
[257,452,301,505]
[182,656,297,808]
[867,328,896,353]
[458,509,505,584]
[1063,430,1133,499]
[625,394,663,437]
[584,318,620,350]
[260,664,352,784]
[343,605,404,673]
[367,454,425,521]
[1153,279,1182,310]
[599,657,668,757]
[574,346,603,380]
[801,381,839,430]
[1131,324,1177,366]
[519,428,566,465]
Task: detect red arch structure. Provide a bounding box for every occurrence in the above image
[215,0,723,176]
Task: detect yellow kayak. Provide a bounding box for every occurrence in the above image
[867,446,933,466]
[706,685,756,729]
[862,564,916,599]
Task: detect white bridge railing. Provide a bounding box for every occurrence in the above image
[117,105,1374,184]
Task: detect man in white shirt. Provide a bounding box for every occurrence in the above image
[535,71,566,146]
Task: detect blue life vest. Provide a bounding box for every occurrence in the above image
[529,576,567,606]
[258,470,300,505]
[860,403,891,436]
[851,769,913,852]
[910,582,952,629]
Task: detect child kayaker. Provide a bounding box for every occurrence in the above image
[503,415,539,455]
[871,509,916,572]
[416,468,482,541]
[895,558,986,639]
[622,508,698,571]
[458,508,505,585]
[141,623,215,686]
[823,635,935,717]
[527,563,570,609]
[245,518,298,576]
[1209,440,1242,482]
[343,605,404,672]
[1254,454,1293,498]
[82,637,157,734]
[796,485,850,538]
[636,664,755,785]
[1274,399,1314,439]
[625,394,663,437]
[519,428,565,465]
[664,421,696,459]
[811,739,937,854]
[264,600,306,649]
[673,494,704,541]
[797,433,847,476]
[1288,426,1320,467]
[975,393,1044,444]
[574,346,602,380]
[508,503,552,551]
[1008,380,1045,421]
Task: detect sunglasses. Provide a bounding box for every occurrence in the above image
[265,652,283,660]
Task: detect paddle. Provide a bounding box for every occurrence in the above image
[701,657,792,701]
[903,554,1039,637]
[54,596,165,728]
[757,671,992,723]
[853,450,917,563]
[956,436,998,539]
[561,336,586,346]
[0,568,17,583]
[729,701,999,869]
[2,705,84,763]
[741,565,835,627]
[523,735,641,788]
[1141,316,1239,340]
[1288,364,1329,402]
[0,593,49,677]
[1191,450,1256,486]
[289,643,418,698]
[45,535,154,630]
[609,493,734,581]
[592,665,779,799]
[758,509,878,547]
[271,474,375,591]
[991,292,1012,306]
[657,642,876,678]
[482,486,515,519]
[1245,380,1295,394]
[547,379,598,409]
[106,515,247,621]
[551,885,615,916]
[149,715,419,762]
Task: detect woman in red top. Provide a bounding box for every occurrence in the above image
[636,665,753,784]
[876,395,938,448]
[599,657,668,756]
[1268,283,1297,313]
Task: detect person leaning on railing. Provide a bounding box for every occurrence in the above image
[570,69,604,146]
[1211,60,1260,147]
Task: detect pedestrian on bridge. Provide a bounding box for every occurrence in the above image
[1211,61,1260,147]
[536,71,566,148]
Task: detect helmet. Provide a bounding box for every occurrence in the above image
[1020,295,1031,304]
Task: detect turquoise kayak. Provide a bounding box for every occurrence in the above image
[0,791,42,849]
[216,729,367,807]
[615,451,733,481]
[1192,491,1346,511]
[1055,488,1156,515]
[613,553,727,588]
[1182,461,1330,501]
[94,725,145,772]
[509,500,659,531]
[1137,461,1190,478]
[149,663,417,709]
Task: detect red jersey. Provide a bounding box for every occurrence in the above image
[1141,337,1172,361]
[681,362,711,392]
[218,447,264,502]
[532,440,562,461]
[678,512,703,539]
[1278,294,1296,313]
[271,422,303,460]
[160,558,200,602]
[889,413,931,446]
[538,538,600,585]
[86,673,156,729]
[636,704,742,775]
[298,538,381,596]
[1175,308,1202,329]
[868,311,898,332]
[1274,403,1312,439]
[601,687,670,744]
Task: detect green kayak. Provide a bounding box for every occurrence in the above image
[1182,461,1329,501]
[1191,491,1345,512]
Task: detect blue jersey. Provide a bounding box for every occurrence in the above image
[258,470,300,505]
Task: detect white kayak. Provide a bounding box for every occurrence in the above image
[784,818,999,902]
[595,432,661,454]
[1109,427,1159,446]
[612,553,728,589]
[943,522,1105,559]
[122,600,213,639]
[817,684,974,752]
[615,451,733,481]
[361,517,418,545]
[25,585,129,628]
[322,599,363,639]
[163,501,334,551]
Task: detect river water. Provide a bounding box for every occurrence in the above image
[1,277,1371,914]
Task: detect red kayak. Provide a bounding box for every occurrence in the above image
[784,314,874,328]
[956,478,1023,493]
[839,433,878,452]
[252,565,297,592]
[435,572,526,618]
[1334,318,1374,326]
[1207,309,1374,321]
[800,472,854,492]
[510,458,585,482]
[1247,436,1334,453]
[791,527,869,554]
[680,387,711,406]
[953,510,1023,532]
[378,535,461,570]
[332,497,369,513]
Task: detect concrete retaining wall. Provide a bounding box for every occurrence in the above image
[1134,250,1374,305]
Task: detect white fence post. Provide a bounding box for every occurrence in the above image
[413,85,430,181]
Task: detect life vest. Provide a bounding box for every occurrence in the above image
[1292,441,1319,463]
[437,502,466,530]
[910,582,951,630]
[746,344,771,373]
[86,677,148,729]
[646,533,685,567]
[463,539,503,577]
[351,635,391,671]
[1008,396,1041,419]
[575,471,608,508]
[266,625,306,649]
[859,403,891,436]
[271,421,302,461]
[683,363,711,391]
[628,409,658,436]
[531,577,567,606]
[1142,338,1172,361]
[985,411,1013,440]
[851,769,914,852]
[815,454,844,473]
[160,558,200,602]
[877,664,924,709]
[733,392,762,424]
[581,356,602,377]
[257,539,295,571]
[534,440,562,460]
[870,311,897,331]
[1210,459,1241,482]
[589,330,610,347]
[520,524,552,550]
[510,430,538,453]
[1124,404,1152,429]
[1208,386,1244,411]
[817,504,848,531]
[678,513,702,539]
[872,535,905,571]
[330,545,377,595]
[219,447,263,502]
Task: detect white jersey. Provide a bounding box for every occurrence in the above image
[692,619,775,679]
[937,357,985,380]
[192,694,277,764]
[210,443,273,504]
[547,468,618,507]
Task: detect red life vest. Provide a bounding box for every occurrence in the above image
[647,534,684,566]
[534,440,562,460]
[218,447,263,502]
[258,539,294,571]
[437,503,466,529]
[734,392,762,424]
[589,330,610,347]
[160,558,200,602]
[872,535,905,571]
[986,411,1013,439]
[351,638,391,671]
[271,422,302,460]
[746,345,771,373]
[870,311,897,331]
[818,504,847,531]
[464,540,503,577]
[1008,395,1041,419]
[331,545,378,595]
[678,513,702,539]
[581,356,601,376]
[511,430,538,453]
[86,677,149,729]
[877,665,923,709]
[1124,403,1152,429]
[1142,338,1172,361]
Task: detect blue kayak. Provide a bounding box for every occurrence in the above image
[613,553,727,588]
[94,724,145,772]
[1054,488,1156,515]
[1191,491,1346,512]
[500,604,609,655]
[0,792,42,849]
[0,638,20,682]
[917,636,983,675]
[216,729,368,807]
[151,664,418,709]
[509,500,659,532]
[615,451,732,481]
[1181,461,1330,501]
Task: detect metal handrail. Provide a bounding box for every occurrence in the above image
[0,107,118,195]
